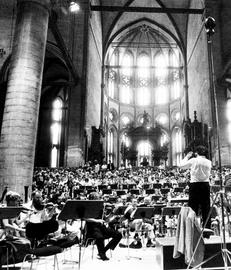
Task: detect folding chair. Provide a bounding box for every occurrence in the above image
[21,218,62,270]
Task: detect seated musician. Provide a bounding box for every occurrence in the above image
[85,192,122,261]
[120,197,155,248]
[0,191,31,265]
[2,191,26,237]
[23,190,48,223]
[23,191,80,244]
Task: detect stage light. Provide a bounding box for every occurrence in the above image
[69,1,80,13]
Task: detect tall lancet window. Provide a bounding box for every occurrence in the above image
[172,127,182,166]
[155,51,169,104]
[120,53,133,104]
[51,98,63,168]
[137,54,151,106]
[108,129,114,162]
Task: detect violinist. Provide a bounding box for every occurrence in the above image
[21,190,60,243]
[23,190,46,223]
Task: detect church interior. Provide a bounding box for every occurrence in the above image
[1,0,231,269]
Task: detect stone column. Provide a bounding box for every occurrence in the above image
[0,0,50,198]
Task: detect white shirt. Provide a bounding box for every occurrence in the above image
[180,155,212,183]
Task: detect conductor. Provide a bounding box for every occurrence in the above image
[179,145,212,229]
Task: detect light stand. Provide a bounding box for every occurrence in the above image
[187,17,231,269]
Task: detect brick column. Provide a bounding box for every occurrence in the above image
[0,0,50,198]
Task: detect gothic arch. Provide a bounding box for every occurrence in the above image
[35,42,70,167]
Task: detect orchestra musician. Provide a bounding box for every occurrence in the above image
[85,192,122,261]
[119,197,155,248]
[0,191,31,267]
[1,191,26,237]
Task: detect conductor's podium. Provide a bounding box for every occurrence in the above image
[156,236,231,270]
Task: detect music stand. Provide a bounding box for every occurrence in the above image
[178,182,188,188]
[146,189,155,195]
[173,187,184,193]
[162,206,181,216]
[153,204,166,215]
[153,183,162,189]
[85,186,93,190]
[163,183,173,189]
[98,185,107,191]
[132,207,154,219]
[143,184,150,190]
[130,189,140,195]
[102,189,112,195]
[58,200,104,270]
[110,184,118,190]
[128,184,136,190]
[160,188,170,195]
[116,190,126,196]
[152,195,161,202]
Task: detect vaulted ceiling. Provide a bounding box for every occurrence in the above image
[95,0,204,56]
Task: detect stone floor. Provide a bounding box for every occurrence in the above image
[3,242,159,270]
[2,237,231,270]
